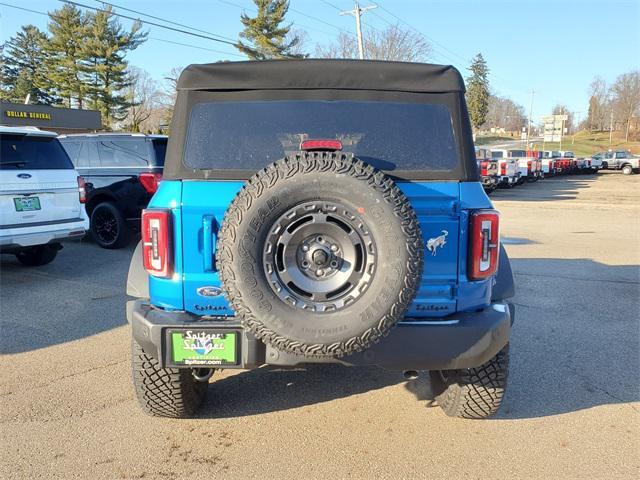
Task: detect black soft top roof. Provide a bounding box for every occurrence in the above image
[177,59,465,93]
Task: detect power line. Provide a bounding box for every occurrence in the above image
[0,1,243,59]
[217,0,347,38]
[0,2,48,17]
[375,0,468,64]
[149,37,244,58]
[93,1,237,43]
[59,0,239,47]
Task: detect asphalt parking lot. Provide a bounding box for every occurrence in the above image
[1,171,639,479]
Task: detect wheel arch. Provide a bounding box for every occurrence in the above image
[85,191,118,216]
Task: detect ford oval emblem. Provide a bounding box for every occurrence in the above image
[17,173,32,179]
[196,286,223,297]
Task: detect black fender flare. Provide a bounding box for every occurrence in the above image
[491,244,515,301]
[127,241,149,299]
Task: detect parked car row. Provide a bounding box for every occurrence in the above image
[1,127,167,267]
[474,147,629,194]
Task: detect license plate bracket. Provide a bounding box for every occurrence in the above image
[166,328,240,367]
[14,196,41,212]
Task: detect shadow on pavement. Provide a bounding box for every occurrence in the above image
[0,238,137,354]
[197,257,638,420]
[202,364,402,419]
[491,175,599,202]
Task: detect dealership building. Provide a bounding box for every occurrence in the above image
[1,102,102,134]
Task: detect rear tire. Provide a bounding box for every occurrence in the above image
[430,345,509,419]
[622,165,633,175]
[15,244,59,266]
[131,338,209,418]
[90,202,131,249]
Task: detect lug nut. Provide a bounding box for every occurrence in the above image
[316,236,324,243]
[316,269,324,276]
[302,245,309,252]
[330,244,338,252]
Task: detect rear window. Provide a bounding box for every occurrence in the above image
[151,139,167,166]
[508,150,527,157]
[0,134,73,170]
[98,138,150,167]
[184,101,459,172]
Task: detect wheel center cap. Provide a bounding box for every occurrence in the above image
[312,249,329,265]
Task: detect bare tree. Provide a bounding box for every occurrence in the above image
[125,67,161,132]
[587,76,609,131]
[315,32,357,59]
[157,66,184,131]
[286,28,309,57]
[483,95,526,132]
[315,24,431,62]
[610,71,640,141]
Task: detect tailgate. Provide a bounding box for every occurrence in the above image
[179,181,461,318]
[0,170,82,228]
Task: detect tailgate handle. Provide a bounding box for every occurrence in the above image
[203,216,218,271]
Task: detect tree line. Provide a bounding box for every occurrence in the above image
[584,72,640,141]
[0,4,146,128]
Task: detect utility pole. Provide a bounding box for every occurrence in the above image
[526,89,534,150]
[340,2,378,60]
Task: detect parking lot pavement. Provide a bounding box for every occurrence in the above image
[1,172,639,479]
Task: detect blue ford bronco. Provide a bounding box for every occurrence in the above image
[126,60,515,419]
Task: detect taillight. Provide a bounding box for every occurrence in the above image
[300,139,343,151]
[77,176,87,204]
[142,209,173,278]
[468,210,500,280]
[527,160,532,172]
[139,172,163,194]
[501,163,506,175]
[480,161,488,176]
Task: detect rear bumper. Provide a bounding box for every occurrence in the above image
[0,218,88,249]
[128,299,513,371]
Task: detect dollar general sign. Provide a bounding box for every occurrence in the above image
[4,110,52,121]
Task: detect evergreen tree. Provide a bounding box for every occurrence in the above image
[236,0,305,60]
[0,25,58,104]
[466,53,490,130]
[44,4,89,108]
[82,6,146,127]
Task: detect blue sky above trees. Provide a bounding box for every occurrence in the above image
[1,0,638,120]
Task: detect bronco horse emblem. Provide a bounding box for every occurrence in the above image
[426,230,448,256]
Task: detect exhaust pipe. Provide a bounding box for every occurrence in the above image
[192,368,214,383]
[403,370,419,380]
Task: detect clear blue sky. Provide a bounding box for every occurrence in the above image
[1,0,639,121]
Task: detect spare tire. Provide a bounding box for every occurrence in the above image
[216,152,423,358]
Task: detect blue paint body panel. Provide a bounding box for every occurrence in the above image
[148,179,496,318]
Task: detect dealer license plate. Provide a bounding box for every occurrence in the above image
[14,197,41,212]
[170,330,238,366]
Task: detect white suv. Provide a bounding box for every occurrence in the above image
[0,126,89,266]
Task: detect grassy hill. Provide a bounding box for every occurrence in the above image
[530,131,640,157]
